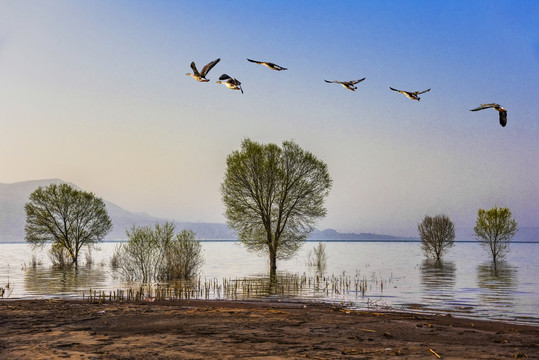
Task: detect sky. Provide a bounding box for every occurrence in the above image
[1,1,538,237]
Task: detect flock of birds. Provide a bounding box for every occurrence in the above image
[186,58,509,127]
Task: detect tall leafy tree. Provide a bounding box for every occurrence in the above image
[418,214,455,261]
[474,206,518,266]
[221,139,332,277]
[25,183,112,267]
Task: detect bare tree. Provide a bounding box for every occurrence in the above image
[25,183,112,267]
[161,229,204,281]
[113,223,203,283]
[221,139,332,277]
[418,214,455,261]
[307,242,328,272]
[474,206,518,267]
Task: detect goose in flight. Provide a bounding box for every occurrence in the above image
[217,74,243,93]
[390,87,431,101]
[470,103,507,127]
[186,58,220,82]
[324,78,366,91]
[247,58,287,71]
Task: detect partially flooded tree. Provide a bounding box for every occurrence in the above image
[221,139,332,277]
[25,183,112,268]
[474,206,518,266]
[113,223,203,283]
[161,229,204,281]
[306,242,328,272]
[418,214,455,261]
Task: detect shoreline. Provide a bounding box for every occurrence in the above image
[2,298,538,359]
[4,293,539,327]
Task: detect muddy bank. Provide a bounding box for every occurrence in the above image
[1,299,537,359]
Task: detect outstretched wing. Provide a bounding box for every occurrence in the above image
[351,78,366,85]
[416,88,431,94]
[470,103,497,111]
[190,62,200,76]
[499,110,507,127]
[389,87,402,92]
[325,80,337,83]
[247,58,261,64]
[200,58,220,77]
[219,74,232,81]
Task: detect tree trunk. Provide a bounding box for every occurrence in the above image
[269,249,277,279]
[74,246,79,268]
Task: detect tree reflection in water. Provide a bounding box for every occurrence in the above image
[420,260,457,305]
[476,262,517,308]
[24,265,109,297]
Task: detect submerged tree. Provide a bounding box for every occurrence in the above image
[306,242,328,272]
[474,206,518,266]
[25,183,112,267]
[113,222,203,283]
[418,214,455,261]
[221,139,332,277]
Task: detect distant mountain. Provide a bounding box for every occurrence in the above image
[0,179,418,242]
[0,179,235,242]
[308,228,417,241]
[5,179,535,243]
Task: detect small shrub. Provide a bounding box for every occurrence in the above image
[30,254,42,268]
[112,223,204,283]
[49,242,73,268]
[110,248,120,270]
[85,248,94,267]
[307,242,327,271]
[160,229,204,281]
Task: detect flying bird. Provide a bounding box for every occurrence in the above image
[324,78,366,91]
[186,58,220,82]
[389,87,431,101]
[217,74,243,93]
[247,58,287,71]
[470,103,508,127]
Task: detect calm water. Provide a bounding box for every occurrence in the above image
[0,241,538,325]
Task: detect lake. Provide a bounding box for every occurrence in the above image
[1,241,538,325]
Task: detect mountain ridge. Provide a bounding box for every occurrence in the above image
[2,179,537,243]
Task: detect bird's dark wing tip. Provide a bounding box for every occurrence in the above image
[499,111,508,127]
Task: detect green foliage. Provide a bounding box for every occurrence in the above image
[25,183,112,267]
[113,223,203,283]
[161,229,204,281]
[474,206,518,264]
[48,242,73,268]
[418,214,455,261]
[221,138,332,275]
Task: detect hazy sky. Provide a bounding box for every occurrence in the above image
[1,1,538,237]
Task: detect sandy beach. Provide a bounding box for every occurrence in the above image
[1,299,537,359]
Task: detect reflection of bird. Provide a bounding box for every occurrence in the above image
[217,74,243,93]
[247,58,287,71]
[324,78,366,91]
[470,103,508,127]
[390,87,431,101]
[186,58,220,82]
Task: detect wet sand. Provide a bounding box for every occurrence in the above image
[1,299,537,359]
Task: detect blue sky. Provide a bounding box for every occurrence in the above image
[1,1,538,237]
